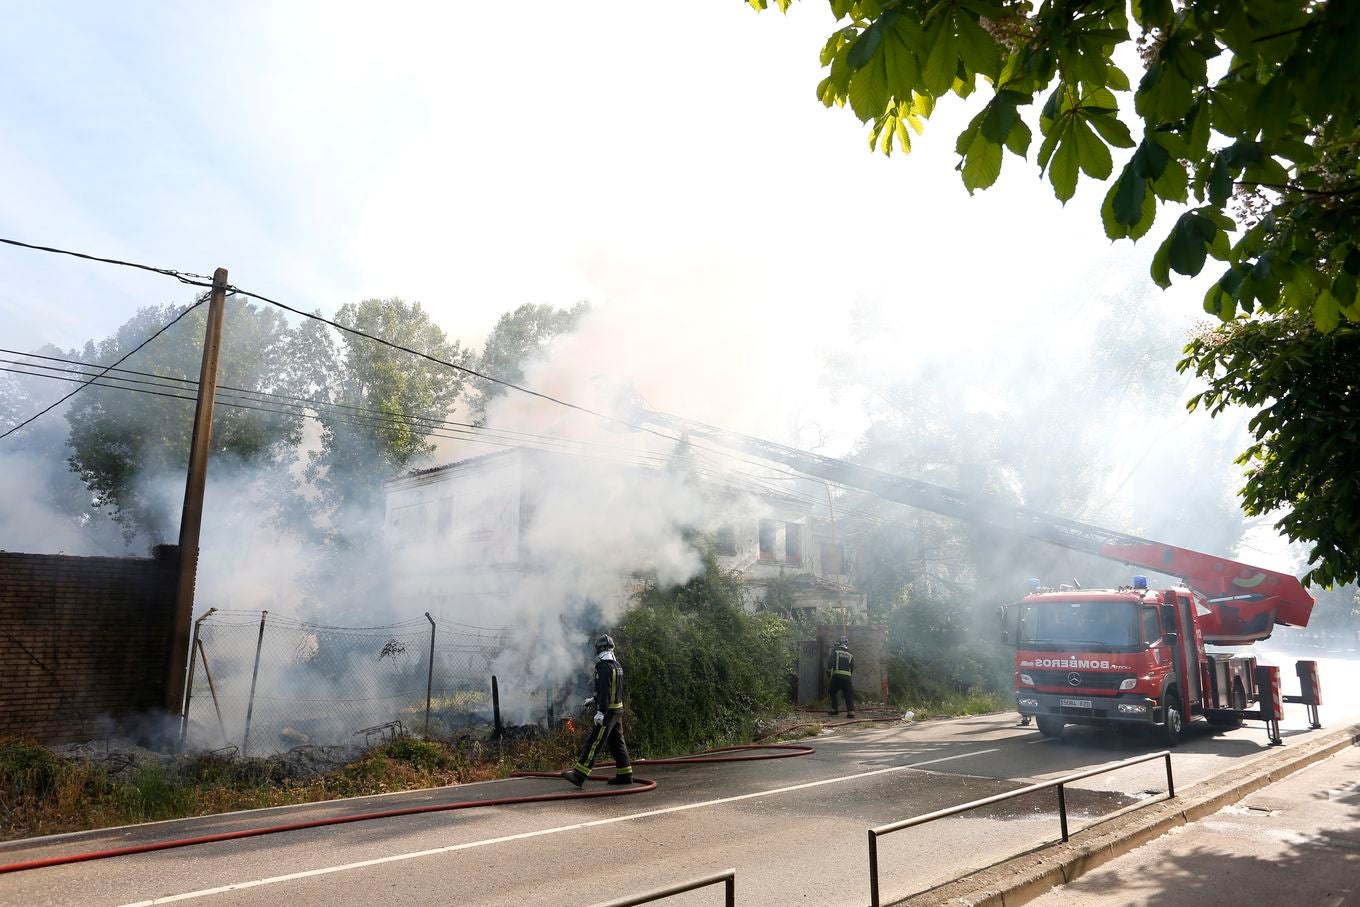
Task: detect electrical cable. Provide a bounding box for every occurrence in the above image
[0,744,816,875]
[0,236,216,287]
[0,366,674,471]
[0,350,680,467]
[0,301,204,441]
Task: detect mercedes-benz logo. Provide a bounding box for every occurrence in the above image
[1068,672,1082,686]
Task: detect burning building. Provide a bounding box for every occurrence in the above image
[381,447,867,622]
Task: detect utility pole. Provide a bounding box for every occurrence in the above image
[167,267,228,715]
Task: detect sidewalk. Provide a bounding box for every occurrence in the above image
[1026,743,1360,906]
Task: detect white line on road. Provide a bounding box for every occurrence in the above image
[119,746,1001,906]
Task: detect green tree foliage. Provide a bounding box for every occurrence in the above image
[754,0,1360,330]
[884,587,1011,704]
[470,302,590,421]
[64,301,308,539]
[305,298,469,544]
[1181,316,1360,585]
[616,548,795,755]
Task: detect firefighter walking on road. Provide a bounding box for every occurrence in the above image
[827,636,856,718]
[561,634,633,787]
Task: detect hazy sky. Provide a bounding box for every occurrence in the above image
[3,2,1287,566]
[0,3,1214,347]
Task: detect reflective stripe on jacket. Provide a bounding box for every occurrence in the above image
[596,653,625,710]
[831,649,853,677]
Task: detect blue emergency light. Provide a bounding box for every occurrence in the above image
[1132,575,1148,590]
[1027,578,1041,590]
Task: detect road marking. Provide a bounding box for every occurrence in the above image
[119,746,1001,906]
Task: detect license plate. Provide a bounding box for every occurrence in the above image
[1060,699,1093,709]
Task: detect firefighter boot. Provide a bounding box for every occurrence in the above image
[847,712,856,718]
[560,768,587,788]
[607,774,633,786]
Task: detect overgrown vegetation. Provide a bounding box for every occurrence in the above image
[617,548,796,755]
[882,588,1011,717]
[0,732,578,842]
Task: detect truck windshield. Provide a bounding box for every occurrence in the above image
[1018,601,1140,650]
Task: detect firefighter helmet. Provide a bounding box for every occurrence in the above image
[836,636,850,649]
[595,633,616,651]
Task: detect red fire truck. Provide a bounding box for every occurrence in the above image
[1004,552,1321,745]
[636,412,1324,745]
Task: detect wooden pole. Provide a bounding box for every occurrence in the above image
[167,268,228,713]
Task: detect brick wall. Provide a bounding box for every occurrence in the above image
[0,545,180,745]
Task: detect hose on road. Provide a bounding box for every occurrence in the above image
[0,744,813,875]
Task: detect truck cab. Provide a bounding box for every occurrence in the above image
[1004,576,1257,745]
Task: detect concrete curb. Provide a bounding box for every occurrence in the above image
[898,722,1360,906]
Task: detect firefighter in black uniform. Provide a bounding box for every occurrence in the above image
[827,636,856,718]
[561,634,633,787]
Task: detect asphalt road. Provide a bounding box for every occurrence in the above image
[3,653,1355,907]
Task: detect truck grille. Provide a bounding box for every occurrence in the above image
[1030,670,1129,690]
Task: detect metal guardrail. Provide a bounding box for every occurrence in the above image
[588,868,736,907]
[866,751,1174,907]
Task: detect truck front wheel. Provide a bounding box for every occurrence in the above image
[1161,694,1182,746]
[1036,716,1065,739]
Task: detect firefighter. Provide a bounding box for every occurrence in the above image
[561,633,633,787]
[827,636,856,718]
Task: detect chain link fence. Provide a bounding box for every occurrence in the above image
[181,610,514,754]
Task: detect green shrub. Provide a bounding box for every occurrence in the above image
[883,590,1011,713]
[617,549,795,755]
[0,738,61,798]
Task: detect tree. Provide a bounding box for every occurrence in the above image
[753,0,1359,582]
[1181,315,1360,585]
[64,300,306,541]
[752,0,1358,328]
[470,302,590,421]
[305,298,469,545]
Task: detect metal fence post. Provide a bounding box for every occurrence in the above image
[1057,783,1069,842]
[492,675,502,739]
[424,612,436,738]
[868,829,880,907]
[242,610,268,757]
[178,607,214,750]
[197,638,229,747]
[724,871,735,907]
[1164,752,1175,799]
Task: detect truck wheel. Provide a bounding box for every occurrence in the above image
[1161,694,1182,746]
[1036,716,1065,739]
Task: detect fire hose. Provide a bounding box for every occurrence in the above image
[0,744,814,875]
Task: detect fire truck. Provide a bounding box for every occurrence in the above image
[635,411,1323,745]
[1003,569,1320,745]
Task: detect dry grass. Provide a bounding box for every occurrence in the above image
[0,730,583,842]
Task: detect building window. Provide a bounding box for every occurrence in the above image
[784,522,803,565]
[714,525,737,557]
[758,519,778,561]
[820,541,844,575]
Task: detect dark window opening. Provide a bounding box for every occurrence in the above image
[714,525,737,557]
[820,542,844,575]
[758,519,777,561]
[784,522,803,564]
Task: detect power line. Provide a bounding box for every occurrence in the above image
[0,301,205,442]
[0,365,678,472]
[223,283,694,447]
[0,350,678,466]
[0,236,923,518]
[0,236,216,287]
